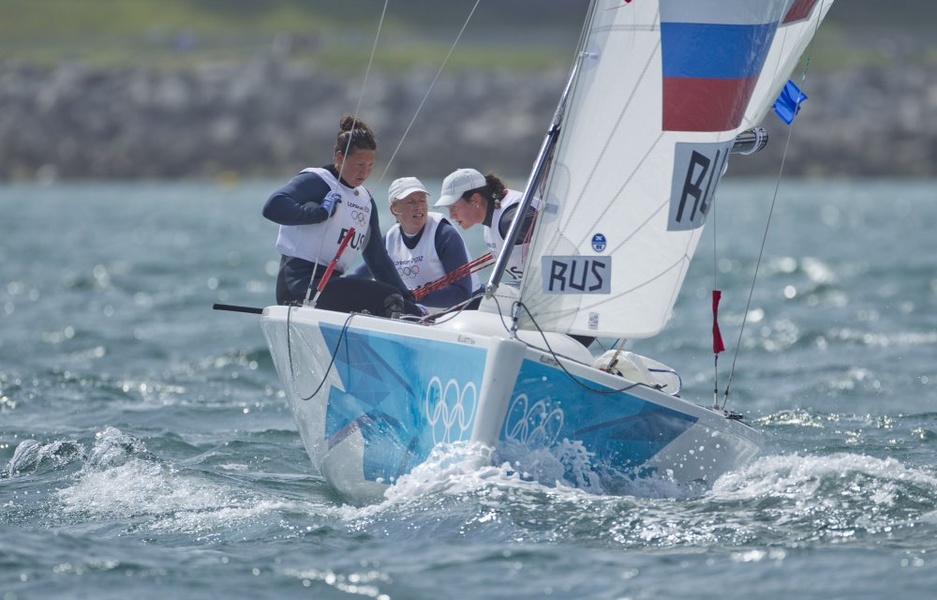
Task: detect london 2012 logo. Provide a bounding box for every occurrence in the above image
[399,264,421,279]
[425,377,478,444]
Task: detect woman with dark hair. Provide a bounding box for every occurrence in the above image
[262,115,421,317]
[433,168,537,286]
[435,168,595,346]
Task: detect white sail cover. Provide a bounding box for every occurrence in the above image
[517,0,833,338]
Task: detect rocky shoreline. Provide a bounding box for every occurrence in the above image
[2,59,935,182]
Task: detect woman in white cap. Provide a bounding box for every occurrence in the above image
[351,176,478,309]
[433,168,537,285]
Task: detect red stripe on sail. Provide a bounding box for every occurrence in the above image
[783,0,820,23]
[662,76,758,132]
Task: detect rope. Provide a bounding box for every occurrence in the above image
[378,0,481,180]
[349,0,389,159]
[413,252,494,300]
[711,189,721,409]
[308,1,390,277]
[286,305,357,402]
[719,4,827,411]
[515,302,647,395]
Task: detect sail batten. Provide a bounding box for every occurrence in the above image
[517,0,833,339]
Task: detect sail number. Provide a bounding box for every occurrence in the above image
[669,141,733,231]
[541,256,611,294]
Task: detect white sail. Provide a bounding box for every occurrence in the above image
[744,0,835,129]
[517,0,832,339]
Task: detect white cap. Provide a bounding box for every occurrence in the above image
[434,168,486,208]
[387,176,430,206]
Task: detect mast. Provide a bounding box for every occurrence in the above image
[485,0,599,299]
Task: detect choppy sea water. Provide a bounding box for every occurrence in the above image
[2,178,936,600]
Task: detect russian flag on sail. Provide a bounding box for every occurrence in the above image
[660,0,789,132]
[783,0,821,23]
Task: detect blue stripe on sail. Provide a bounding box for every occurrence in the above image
[661,21,777,80]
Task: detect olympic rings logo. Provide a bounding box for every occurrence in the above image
[349,210,369,225]
[398,264,421,279]
[425,376,478,444]
[503,393,564,447]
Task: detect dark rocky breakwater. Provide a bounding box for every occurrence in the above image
[2,58,935,182]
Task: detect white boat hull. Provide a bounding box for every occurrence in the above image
[261,305,762,501]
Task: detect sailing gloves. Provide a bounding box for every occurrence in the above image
[321,190,342,213]
[311,190,342,222]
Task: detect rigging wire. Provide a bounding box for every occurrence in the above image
[283,0,481,399]
[378,0,482,181]
[307,0,390,283]
[349,0,389,157]
[308,0,479,272]
[711,187,721,410]
[719,5,827,411]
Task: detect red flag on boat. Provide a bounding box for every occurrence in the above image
[712,289,726,354]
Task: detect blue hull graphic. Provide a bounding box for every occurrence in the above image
[322,324,488,483]
[262,306,762,500]
[503,360,696,476]
[320,324,695,486]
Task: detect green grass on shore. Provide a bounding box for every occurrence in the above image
[0,0,584,71]
[1,0,933,71]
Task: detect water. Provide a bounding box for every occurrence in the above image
[2,178,936,599]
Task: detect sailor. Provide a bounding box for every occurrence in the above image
[433,168,537,286]
[434,168,597,346]
[261,115,422,317]
[350,176,479,309]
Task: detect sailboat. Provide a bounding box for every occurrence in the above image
[258,0,835,501]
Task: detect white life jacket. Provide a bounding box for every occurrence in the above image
[385,212,479,292]
[274,167,371,272]
[484,189,536,284]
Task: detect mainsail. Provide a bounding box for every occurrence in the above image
[516,0,832,339]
